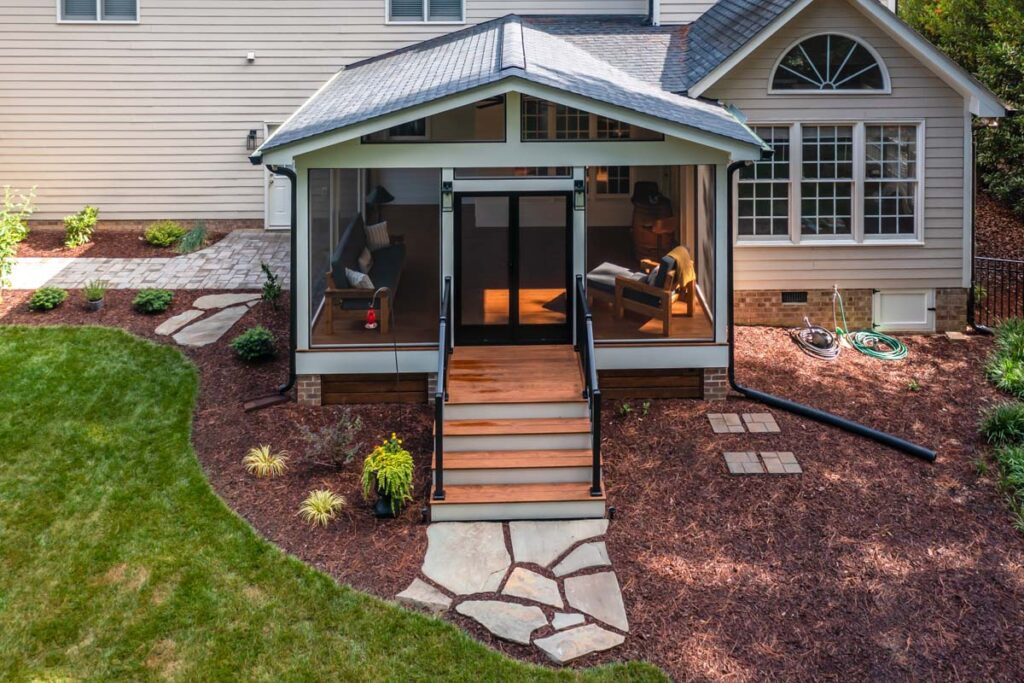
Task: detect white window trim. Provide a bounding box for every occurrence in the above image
[57,0,140,23]
[590,166,631,199]
[385,0,465,25]
[735,120,925,247]
[768,32,892,96]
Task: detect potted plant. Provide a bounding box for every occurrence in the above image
[82,279,107,311]
[361,433,414,518]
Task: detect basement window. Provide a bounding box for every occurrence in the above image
[781,291,808,304]
[61,0,138,21]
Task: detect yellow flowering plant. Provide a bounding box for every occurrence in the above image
[361,433,414,516]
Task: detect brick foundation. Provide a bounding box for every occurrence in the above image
[27,218,265,231]
[703,367,729,401]
[297,374,322,407]
[734,289,873,330]
[935,288,969,333]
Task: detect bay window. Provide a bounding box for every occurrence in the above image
[800,125,854,237]
[864,124,919,236]
[737,126,790,238]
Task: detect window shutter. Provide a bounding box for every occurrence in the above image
[102,0,137,20]
[428,0,461,20]
[63,0,97,20]
[390,0,424,20]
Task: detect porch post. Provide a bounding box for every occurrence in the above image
[294,162,312,351]
[572,166,586,347]
[714,162,729,345]
[440,168,455,338]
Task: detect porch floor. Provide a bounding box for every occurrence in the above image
[448,345,584,404]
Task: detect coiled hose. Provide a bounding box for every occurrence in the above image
[789,317,841,360]
[833,287,908,361]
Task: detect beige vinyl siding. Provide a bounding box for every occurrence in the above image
[0,0,646,220]
[659,2,716,24]
[705,0,967,290]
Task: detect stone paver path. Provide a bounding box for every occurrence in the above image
[743,412,781,433]
[10,230,289,290]
[708,413,746,434]
[724,451,802,475]
[724,451,765,474]
[398,519,627,664]
[761,451,802,474]
[155,292,260,348]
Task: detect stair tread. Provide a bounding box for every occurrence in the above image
[431,482,606,505]
[442,417,591,436]
[433,449,592,469]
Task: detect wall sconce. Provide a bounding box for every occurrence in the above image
[573,179,586,210]
[441,181,454,212]
[246,129,259,152]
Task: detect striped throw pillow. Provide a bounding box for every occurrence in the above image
[364,221,390,251]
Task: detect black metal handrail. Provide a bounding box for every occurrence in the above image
[974,256,1024,328]
[574,275,602,497]
[433,276,453,501]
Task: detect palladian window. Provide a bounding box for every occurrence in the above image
[771,34,886,91]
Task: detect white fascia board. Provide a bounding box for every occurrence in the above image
[688,0,815,98]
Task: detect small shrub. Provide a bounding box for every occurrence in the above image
[618,401,633,417]
[242,445,288,478]
[1,187,36,297]
[298,411,363,469]
[980,403,1024,446]
[144,220,186,248]
[298,489,346,527]
[174,223,207,254]
[63,205,99,248]
[641,400,652,417]
[230,326,276,362]
[82,279,107,303]
[132,288,174,314]
[907,378,921,392]
[986,319,1024,398]
[28,287,68,311]
[995,445,1024,500]
[361,433,414,515]
[261,262,282,308]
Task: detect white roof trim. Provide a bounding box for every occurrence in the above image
[689,0,1006,117]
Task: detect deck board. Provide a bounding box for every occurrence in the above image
[447,345,585,404]
[431,482,605,504]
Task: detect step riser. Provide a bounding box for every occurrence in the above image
[430,500,606,522]
[444,433,591,452]
[436,466,593,486]
[445,402,589,420]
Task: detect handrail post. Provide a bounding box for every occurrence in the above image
[590,389,602,497]
[433,276,452,502]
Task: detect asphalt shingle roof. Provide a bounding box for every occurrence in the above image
[260,12,774,154]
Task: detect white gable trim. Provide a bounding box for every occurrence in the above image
[689,0,1005,117]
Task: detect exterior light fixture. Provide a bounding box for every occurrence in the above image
[441,181,454,212]
[246,129,259,152]
[573,179,586,210]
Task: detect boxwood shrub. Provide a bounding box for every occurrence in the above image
[28,287,68,311]
[132,288,174,314]
[144,220,186,248]
[230,326,276,362]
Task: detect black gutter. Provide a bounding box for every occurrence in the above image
[266,164,298,397]
[725,159,937,463]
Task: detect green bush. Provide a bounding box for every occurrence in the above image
[132,288,174,314]
[144,220,186,248]
[361,433,414,515]
[0,187,36,297]
[986,319,1024,397]
[82,279,107,303]
[980,402,1024,445]
[900,0,1024,214]
[63,205,99,248]
[261,262,282,308]
[230,326,276,362]
[175,223,207,254]
[28,287,68,311]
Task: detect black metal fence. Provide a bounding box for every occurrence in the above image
[974,257,1024,327]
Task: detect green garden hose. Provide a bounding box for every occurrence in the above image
[833,287,909,361]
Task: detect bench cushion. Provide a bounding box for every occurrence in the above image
[338,243,406,311]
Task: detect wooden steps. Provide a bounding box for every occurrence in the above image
[429,482,606,522]
[432,449,593,485]
[442,418,591,436]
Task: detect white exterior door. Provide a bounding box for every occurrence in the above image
[267,172,291,229]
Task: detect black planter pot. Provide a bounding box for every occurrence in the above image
[85,298,104,312]
[373,489,398,518]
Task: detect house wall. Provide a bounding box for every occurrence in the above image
[658,2,717,24]
[705,0,968,293]
[0,0,647,221]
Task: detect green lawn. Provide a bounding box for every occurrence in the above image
[0,326,664,682]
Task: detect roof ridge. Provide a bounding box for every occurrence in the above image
[499,15,526,72]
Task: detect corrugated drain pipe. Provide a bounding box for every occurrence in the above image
[725,159,936,463]
[267,164,298,396]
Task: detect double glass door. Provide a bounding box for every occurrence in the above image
[455,192,571,344]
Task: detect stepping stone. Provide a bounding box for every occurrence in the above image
[708,413,745,434]
[502,567,562,608]
[945,331,968,341]
[551,612,585,630]
[455,600,546,645]
[509,520,608,567]
[172,305,249,347]
[534,624,625,664]
[155,309,203,336]
[395,578,451,615]
[761,451,802,474]
[553,541,611,577]
[422,523,509,595]
[564,571,629,632]
[192,293,261,310]
[724,451,764,475]
[743,413,780,433]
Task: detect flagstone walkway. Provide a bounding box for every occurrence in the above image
[397,520,628,665]
[10,230,290,290]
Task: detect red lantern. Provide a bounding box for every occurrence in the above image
[364,308,378,330]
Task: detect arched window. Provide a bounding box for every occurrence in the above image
[771,34,887,92]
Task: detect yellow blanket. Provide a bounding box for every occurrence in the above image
[666,245,696,288]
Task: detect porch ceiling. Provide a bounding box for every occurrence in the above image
[254,15,767,160]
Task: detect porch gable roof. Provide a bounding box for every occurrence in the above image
[255,15,766,158]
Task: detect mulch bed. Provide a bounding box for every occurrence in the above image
[3,295,1024,679]
[15,227,230,259]
[977,192,1024,260]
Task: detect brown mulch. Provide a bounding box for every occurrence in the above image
[15,227,230,258]
[3,295,1024,680]
[977,192,1024,260]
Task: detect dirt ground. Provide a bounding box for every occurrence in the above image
[3,292,1023,681]
[16,227,230,258]
[977,192,1024,259]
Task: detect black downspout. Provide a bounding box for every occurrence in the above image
[967,121,993,334]
[725,160,937,463]
[267,164,298,397]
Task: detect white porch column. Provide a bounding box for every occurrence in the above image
[714,162,729,345]
[295,163,311,350]
[441,167,454,296]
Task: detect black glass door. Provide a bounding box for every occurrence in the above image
[455,192,571,344]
